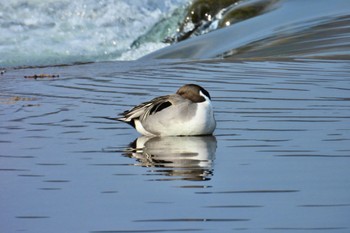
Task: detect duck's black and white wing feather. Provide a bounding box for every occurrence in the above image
[117,95,173,127]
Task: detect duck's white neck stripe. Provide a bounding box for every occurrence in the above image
[199,90,210,101]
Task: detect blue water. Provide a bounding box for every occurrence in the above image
[1,59,350,233]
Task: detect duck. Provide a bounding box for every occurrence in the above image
[116,84,216,136]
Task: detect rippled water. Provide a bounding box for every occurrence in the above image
[1,59,350,232]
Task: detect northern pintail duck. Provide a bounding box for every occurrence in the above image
[117,84,216,136]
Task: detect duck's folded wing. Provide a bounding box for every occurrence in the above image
[118,95,173,122]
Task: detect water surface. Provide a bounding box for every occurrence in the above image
[1,59,350,232]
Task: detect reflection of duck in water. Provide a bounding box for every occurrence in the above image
[115,84,216,136]
[124,136,217,181]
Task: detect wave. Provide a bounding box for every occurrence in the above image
[0,0,188,67]
[2,0,350,68]
[141,0,350,60]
